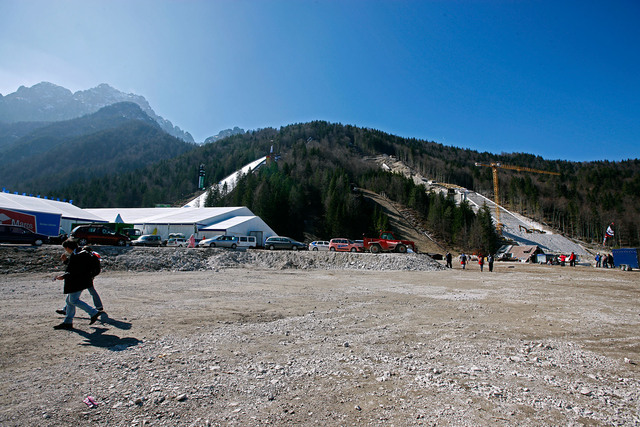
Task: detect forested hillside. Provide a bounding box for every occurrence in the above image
[51,121,640,248]
[0,103,195,194]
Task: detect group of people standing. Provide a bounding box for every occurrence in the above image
[445,251,494,272]
[557,252,577,266]
[52,239,105,330]
[444,249,618,270]
[594,252,614,268]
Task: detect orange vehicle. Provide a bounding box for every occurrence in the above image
[329,238,364,252]
[363,231,415,253]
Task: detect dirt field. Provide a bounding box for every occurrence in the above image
[1,246,639,426]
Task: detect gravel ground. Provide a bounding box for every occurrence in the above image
[1,245,639,426]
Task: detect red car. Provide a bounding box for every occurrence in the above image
[329,238,363,252]
[70,225,130,246]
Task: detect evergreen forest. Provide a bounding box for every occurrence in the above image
[55,121,639,250]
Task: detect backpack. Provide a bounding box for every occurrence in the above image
[89,251,101,277]
[80,248,102,277]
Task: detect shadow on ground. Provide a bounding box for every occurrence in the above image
[73,327,140,350]
[62,313,139,350]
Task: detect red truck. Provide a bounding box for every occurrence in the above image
[363,231,416,254]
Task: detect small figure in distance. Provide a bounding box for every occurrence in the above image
[445,251,452,269]
[459,253,467,270]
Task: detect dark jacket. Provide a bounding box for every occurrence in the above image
[62,250,95,294]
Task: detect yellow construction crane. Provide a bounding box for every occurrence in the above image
[474,162,561,232]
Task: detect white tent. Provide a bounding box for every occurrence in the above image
[0,192,105,236]
[86,206,274,242]
[199,215,276,246]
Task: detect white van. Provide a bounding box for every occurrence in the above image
[237,235,257,248]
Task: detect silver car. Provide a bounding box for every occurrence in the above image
[198,234,238,249]
[166,237,188,247]
[308,240,330,251]
[131,234,164,247]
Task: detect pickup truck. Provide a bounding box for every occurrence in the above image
[363,231,416,254]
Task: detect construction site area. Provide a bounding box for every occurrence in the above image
[372,155,593,262]
[0,245,639,426]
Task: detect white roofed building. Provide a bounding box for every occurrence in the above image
[199,215,275,246]
[0,191,105,236]
[1,190,277,246]
[87,206,276,245]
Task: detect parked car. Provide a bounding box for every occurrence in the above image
[329,238,364,252]
[166,237,188,247]
[308,240,330,251]
[198,234,239,249]
[265,236,307,251]
[47,229,68,245]
[238,235,257,248]
[122,228,143,241]
[0,225,49,246]
[70,225,130,246]
[164,233,187,246]
[131,234,164,247]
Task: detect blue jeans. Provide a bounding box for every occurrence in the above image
[87,286,103,310]
[61,286,102,312]
[63,290,98,324]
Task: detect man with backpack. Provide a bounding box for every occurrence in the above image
[56,244,104,316]
[52,240,102,330]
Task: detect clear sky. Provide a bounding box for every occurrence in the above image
[1,0,638,162]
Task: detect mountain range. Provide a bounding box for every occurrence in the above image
[0,82,638,248]
[0,102,195,195]
[0,82,194,143]
[204,127,245,144]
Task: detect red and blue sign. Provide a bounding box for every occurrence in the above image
[0,208,37,231]
[0,208,61,236]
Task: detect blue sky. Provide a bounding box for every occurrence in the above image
[0,0,638,162]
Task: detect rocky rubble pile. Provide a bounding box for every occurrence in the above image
[0,246,445,274]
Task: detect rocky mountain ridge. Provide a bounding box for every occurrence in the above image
[0,102,196,195]
[204,126,245,144]
[0,82,194,143]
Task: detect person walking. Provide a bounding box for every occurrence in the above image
[478,254,484,272]
[52,240,101,330]
[569,252,576,267]
[56,245,104,316]
[488,254,494,272]
[460,253,467,270]
[445,252,452,269]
